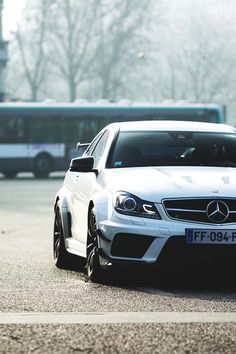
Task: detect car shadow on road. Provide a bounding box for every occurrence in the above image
[63,260,236,301]
[100,265,236,296]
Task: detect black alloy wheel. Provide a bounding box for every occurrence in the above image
[87,208,104,282]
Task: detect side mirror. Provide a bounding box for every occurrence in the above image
[70,156,94,172]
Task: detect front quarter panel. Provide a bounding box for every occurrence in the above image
[69,171,98,244]
[92,187,112,229]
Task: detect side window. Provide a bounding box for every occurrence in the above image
[29,118,61,143]
[79,119,99,143]
[91,131,109,168]
[0,116,26,143]
[85,134,102,156]
[62,118,100,144]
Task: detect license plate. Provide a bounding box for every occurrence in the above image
[186,229,236,244]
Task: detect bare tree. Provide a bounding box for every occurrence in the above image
[14,0,53,101]
[156,7,236,104]
[47,0,98,102]
[94,0,155,100]
[5,40,25,100]
[177,19,235,102]
[8,0,161,102]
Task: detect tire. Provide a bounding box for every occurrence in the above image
[2,171,18,178]
[53,204,85,270]
[53,206,70,268]
[87,208,105,282]
[33,155,52,178]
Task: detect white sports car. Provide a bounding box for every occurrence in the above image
[53,121,236,282]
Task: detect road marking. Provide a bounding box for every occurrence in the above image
[0,312,235,324]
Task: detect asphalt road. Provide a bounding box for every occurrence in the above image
[0,175,235,353]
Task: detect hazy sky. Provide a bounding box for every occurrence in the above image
[2,0,236,40]
[3,0,27,39]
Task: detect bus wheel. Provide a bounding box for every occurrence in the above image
[2,171,18,178]
[33,155,52,178]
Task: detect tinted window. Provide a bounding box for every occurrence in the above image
[0,116,27,143]
[29,118,61,143]
[109,131,236,168]
[62,118,101,144]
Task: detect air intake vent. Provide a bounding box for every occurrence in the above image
[111,233,154,258]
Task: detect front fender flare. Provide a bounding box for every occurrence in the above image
[54,187,71,239]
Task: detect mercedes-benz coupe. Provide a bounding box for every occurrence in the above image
[53,121,236,282]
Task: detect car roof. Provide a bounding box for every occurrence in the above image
[108,121,235,133]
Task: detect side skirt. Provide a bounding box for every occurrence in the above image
[65,238,86,259]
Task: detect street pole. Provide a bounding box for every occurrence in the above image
[0,0,8,101]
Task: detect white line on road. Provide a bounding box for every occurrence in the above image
[0,312,236,324]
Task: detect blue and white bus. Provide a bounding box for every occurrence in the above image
[0,102,225,178]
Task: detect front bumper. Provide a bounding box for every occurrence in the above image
[97,209,236,268]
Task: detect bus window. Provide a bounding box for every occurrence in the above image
[62,118,99,144]
[207,109,221,123]
[0,116,26,143]
[80,119,99,142]
[29,118,61,143]
[62,118,82,143]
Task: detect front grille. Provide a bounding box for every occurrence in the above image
[111,233,154,258]
[163,198,236,224]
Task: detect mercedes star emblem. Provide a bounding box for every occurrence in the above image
[206,200,229,223]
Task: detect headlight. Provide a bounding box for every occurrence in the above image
[114,192,161,219]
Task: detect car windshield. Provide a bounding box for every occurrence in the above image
[108,131,236,168]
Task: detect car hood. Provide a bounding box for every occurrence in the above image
[103,167,236,202]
